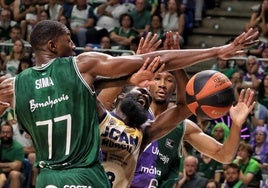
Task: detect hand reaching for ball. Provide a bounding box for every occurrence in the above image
[229,88,255,128]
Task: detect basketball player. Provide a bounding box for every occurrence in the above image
[0,20,258,187]
[97,33,257,188]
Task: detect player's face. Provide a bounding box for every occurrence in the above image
[149,72,176,104]
[128,87,152,110]
[120,87,151,128]
[54,33,76,57]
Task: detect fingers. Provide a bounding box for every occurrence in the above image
[233,28,259,47]
[238,88,255,111]
[147,56,161,73]
[141,57,151,70]
[136,37,145,55]
[0,101,10,107]
[143,32,152,47]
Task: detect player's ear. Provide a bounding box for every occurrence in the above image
[47,40,57,53]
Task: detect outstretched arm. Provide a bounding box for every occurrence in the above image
[184,88,255,163]
[77,29,258,83]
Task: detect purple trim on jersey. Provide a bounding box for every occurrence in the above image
[131,141,159,187]
[131,109,158,187]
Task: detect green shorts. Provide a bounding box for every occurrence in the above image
[36,164,110,188]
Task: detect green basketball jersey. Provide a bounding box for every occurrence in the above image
[14,57,101,169]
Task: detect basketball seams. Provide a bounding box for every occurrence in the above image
[185,70,235,120]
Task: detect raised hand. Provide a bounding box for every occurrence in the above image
[136,32,162,55]
[229,88,255,127]
[129,56,164,87]
[163,31,180,50]
[218,28,259,59]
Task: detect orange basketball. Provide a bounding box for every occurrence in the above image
[186,70,235,120]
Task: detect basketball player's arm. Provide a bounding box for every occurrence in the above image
[184,89,255,163]
[77,29,258,80]
[0,76,14,115]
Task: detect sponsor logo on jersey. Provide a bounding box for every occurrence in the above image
[35,77,54,89]
[29,94,69,112]
[101,126,139,153]
[151,146,170,164]
[165,138,175,149]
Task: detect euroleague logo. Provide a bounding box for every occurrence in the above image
[213,74,230,88]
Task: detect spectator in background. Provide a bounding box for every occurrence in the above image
[1,39,27,77]
[196,116,214,136]
[230,70,244,100]
[17,56,33,74]
[233,141,262,188]
[37,9,49,21]
[211,58,236,79]
[13,0,40,41]
[241,55,264,90]
[129,0,151,34]
[0,123,24,188]
[247,89,268,129]
[211,122,230,144]
[205,179,220,188]
[221,163,247,188]
[259,42,268,72]
[109,13,138,50]
[41,0,63,21]
[0,0,15,10]
[245,0,268,38]
[197,153,223,183]
[58,14,71,31]
[86,0,128,45]
[250,126,268,180]
[258,73,268,107]
[174,155,208,188]
[146,0,159,15]
[69,0,96,47]
[147,14,165,42]
[162,0,185,45]
[1,25,29,57]
[0,9,17,42]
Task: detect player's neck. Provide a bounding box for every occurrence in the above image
[150,102,169,117]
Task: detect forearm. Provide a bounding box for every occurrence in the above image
[173,69,189,105]
[219,123,242,163]
[140,48,219,71]
[0,162,21,172]
[110,34,130,45]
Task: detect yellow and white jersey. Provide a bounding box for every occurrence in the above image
[99,111,143,188]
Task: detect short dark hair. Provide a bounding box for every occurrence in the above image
[224,163,240,173]
[119,13,134,28]
[30,20,69,51]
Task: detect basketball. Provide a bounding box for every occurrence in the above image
[185,70,235,120]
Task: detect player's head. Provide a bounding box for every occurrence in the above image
[149,71,176,104]
[115,86,152,128]
[30,20,76,57]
